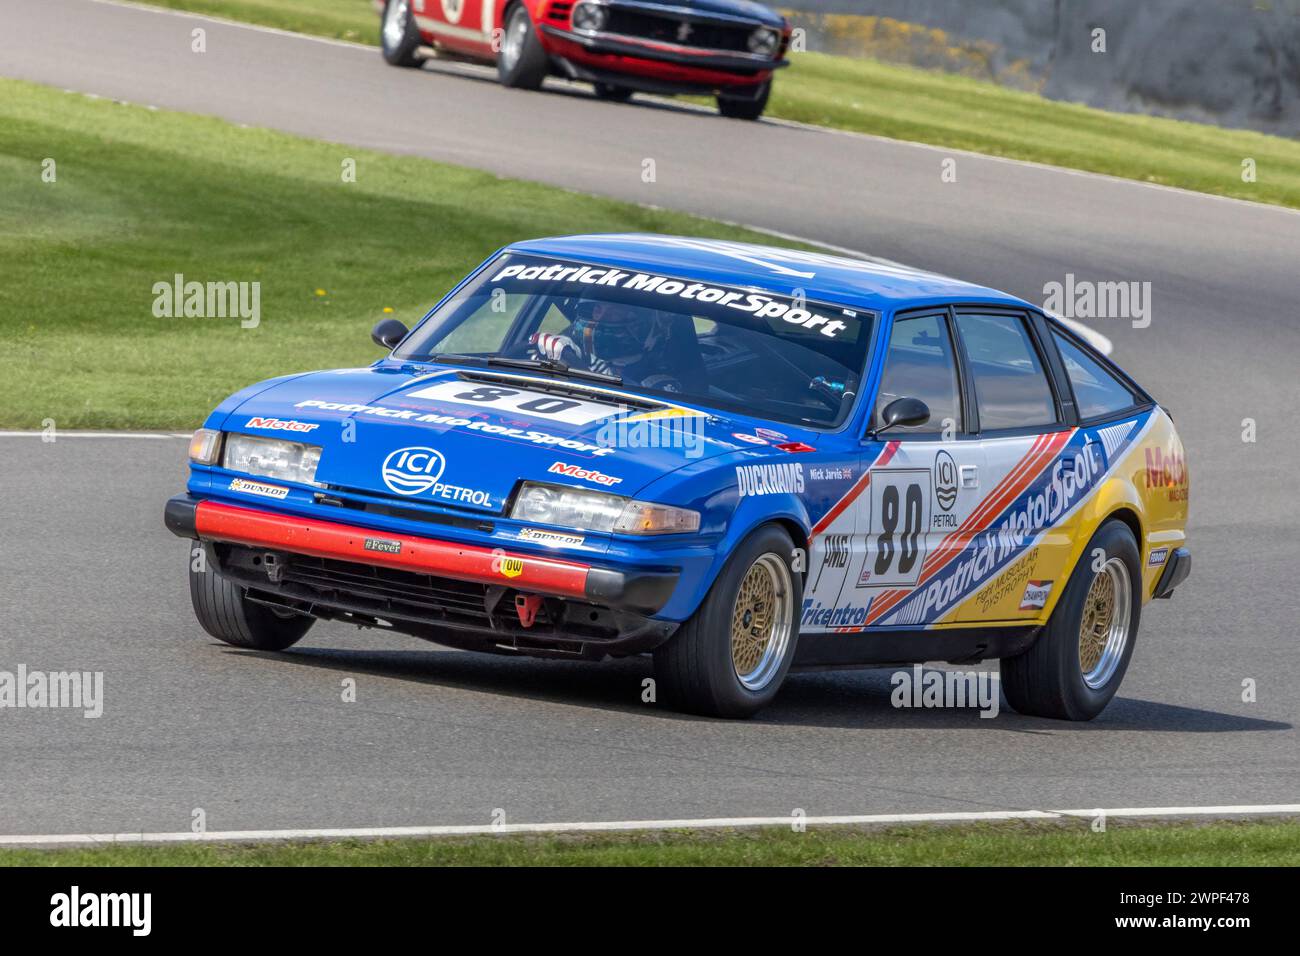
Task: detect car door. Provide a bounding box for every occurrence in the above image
[946,308,1076,624]
[412,0,493,54]
[850,309,985,630]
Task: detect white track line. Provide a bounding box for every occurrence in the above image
[87,0,375,51]
[0,431,187,439]
[5,805,1298,847]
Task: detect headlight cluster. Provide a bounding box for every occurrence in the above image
[196,431,324,487]
[571,1,607,32]
[747,27,780,57]
[511,482,700,535]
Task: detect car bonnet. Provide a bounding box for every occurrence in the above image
[222,364,800,513]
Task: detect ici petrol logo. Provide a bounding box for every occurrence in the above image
[382,446,446,496]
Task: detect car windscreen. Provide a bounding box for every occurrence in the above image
[394,253,875,428]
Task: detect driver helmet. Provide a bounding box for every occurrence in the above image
[570,300,666,365]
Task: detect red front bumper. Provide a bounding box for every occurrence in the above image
[165,496,677,614]
[539,27,781,92]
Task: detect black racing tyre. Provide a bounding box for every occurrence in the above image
[594,82,633,102]
[498,3,550,90]
[653,524,801,718]
[716,79,771,120]
[1001,519,1141,720]
[188,545,314,651]
[380,0,423,68]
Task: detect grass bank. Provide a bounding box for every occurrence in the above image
[4,818,1297,866]
[0,79,784,429]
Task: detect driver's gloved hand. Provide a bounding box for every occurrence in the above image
[530,332,582,365]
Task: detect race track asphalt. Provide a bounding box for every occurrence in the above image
[0,0,1297,834]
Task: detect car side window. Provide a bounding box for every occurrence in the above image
[955,312,1057,431]
[875,312,962,435]
[1052,330,1139,420]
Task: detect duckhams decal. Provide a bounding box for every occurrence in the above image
[736,462,805,497]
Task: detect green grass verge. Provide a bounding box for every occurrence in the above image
[4,818,1298,866]
[0,79,792,429]
[141,0,1300,208]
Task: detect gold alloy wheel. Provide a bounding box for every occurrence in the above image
[730,553,794,691]
[1078,556,1132,689]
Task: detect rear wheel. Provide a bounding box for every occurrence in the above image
[188,545,314,651]
[498,3,550,90]
[717,79,770,120]
[381,0,423,68]
[653,525,801,718]
[1001,520,1141,720]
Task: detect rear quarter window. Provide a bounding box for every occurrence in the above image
[955,312,1058,431]
[1052,330,1141,420]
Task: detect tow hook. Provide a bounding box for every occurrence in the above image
[515,593,544,628]
[263,552,283,583]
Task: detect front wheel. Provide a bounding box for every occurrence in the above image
[381,0,423,68]
[498,4,550,90]
[1001,519,1141,720]
[653,525,801,718]
[188,545,314,651]
[717,79,770,120]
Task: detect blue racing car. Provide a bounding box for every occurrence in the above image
[165,234,1188,719]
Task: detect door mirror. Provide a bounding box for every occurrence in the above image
[371,317,409,350]
[876,396,931,433]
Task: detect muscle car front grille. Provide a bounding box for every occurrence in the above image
[604,10,753,53]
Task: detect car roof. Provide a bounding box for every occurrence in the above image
[505,233,1033,313]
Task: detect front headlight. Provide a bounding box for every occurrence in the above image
[571,1,607,32]
[223,433,323,487]
[747,26,779,56]
[511,482,700,535]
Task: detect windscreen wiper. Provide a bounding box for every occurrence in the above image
[430,353,621,385]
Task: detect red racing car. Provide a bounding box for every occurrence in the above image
[376,0,791,119]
